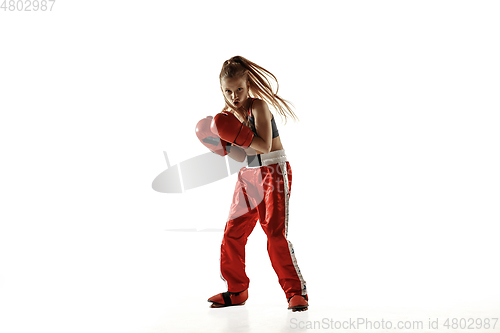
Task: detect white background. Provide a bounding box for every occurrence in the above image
[1,1,499,332]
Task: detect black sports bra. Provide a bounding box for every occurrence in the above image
[248,98,279,138]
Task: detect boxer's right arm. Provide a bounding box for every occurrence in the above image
[227,145,247,163]
[196,116,229,156]
[196,116,247,163]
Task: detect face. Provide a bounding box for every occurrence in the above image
[221,77,250,109]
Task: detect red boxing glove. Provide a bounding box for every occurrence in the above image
[211,111,254,148]
[195,116,230,156]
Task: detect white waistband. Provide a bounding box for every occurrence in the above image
[246,149,287,168]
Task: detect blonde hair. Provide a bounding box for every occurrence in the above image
[219,56,298,124]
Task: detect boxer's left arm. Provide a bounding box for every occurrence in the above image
[211,111,254,148]
[248,99,273,154]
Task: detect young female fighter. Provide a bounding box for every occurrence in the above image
[195,56,308,311]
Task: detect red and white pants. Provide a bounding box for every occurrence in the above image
[220,150,307,300]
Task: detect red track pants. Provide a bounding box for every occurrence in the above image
[220,151,307,300]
